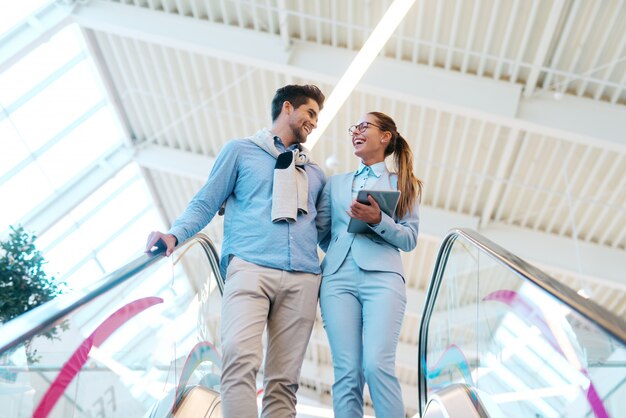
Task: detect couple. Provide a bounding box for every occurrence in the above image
[145,84,422,418]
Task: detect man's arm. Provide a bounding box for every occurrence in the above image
[144,141,240,256]
[145,231,177,256]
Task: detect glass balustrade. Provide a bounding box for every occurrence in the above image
[419,229,626,418]
[0,235,223,418]
[4,227,624,418]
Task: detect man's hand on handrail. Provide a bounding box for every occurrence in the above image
[145,231,177,256]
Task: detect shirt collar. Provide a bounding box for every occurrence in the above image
[355,161,385,178]
[273,135,299,152]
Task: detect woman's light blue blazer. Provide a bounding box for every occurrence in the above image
[316,166,420,277]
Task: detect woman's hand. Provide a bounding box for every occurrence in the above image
[347,194,382,225]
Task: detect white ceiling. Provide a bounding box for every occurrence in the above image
[21,0,624,415]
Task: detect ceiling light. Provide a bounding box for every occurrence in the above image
[307,0,417,148]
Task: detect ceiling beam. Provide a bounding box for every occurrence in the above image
[480,223,626,290]
[72,0,290,70]
[410,211,625,290]
[518,93,626,151]
[291,41,521,119]
[134,144,214,181]
[81,28,135,145]
[72,0,626,151]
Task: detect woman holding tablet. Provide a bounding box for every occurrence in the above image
[316,111,422,417]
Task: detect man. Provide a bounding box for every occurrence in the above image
[145,84,326,418]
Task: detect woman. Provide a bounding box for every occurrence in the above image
[317,111,422,417]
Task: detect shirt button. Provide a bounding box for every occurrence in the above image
[381,230,386,234]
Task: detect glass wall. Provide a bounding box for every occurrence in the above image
[1,20,163,288]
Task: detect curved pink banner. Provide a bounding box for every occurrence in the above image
[33,296,163,418]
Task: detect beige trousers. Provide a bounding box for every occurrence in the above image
[220,257,321,418]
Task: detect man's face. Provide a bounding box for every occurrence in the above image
[288,98,320,144]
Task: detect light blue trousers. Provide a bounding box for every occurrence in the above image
[320,252,407,418]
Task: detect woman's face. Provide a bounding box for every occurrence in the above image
[350,114,389,165]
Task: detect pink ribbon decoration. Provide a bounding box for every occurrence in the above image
[33,296,163,418]
[485,289,609,418]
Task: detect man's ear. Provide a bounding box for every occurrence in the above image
[282,100,293,115]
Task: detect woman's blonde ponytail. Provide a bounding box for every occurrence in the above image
[368,112,423,218]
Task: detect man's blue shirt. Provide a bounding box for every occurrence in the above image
[168,128,326,278]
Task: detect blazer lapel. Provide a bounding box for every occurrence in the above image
[340,172,354,207]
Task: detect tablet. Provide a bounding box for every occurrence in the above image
[347,189,400,234]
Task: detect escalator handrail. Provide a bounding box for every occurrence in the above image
[418,228,626,414]
[454,228,626,342]
[194,233,225,295]
[0,233,224,354]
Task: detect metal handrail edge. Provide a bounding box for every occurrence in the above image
[0,233,225,354]
[417,227,626,415]
[194,233,225,295]
[417,230,458,413]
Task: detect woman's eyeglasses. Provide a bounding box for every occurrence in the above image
[348,121,383,135]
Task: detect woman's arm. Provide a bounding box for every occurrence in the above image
[368,201,419,252]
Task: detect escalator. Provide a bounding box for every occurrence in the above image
[419,229,626,418]
[2,229,625,417]
[0,233,225,418]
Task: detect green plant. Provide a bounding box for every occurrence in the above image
[0,225,68,363]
